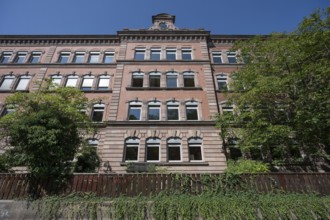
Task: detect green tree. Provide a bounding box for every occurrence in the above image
[0,82,94,195]
[216,8,330,169]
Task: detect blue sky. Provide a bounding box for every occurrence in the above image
[0,0,328,35]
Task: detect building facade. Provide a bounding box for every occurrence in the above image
[0,14,250,173]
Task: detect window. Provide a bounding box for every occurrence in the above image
[81,75,94,90]
[131,72,144,87]
[146,138,160,161]
[91,103,105,122]
[183,72,195,87]
[134,48,145,60]
[88,52,100,63]
[14,52,27,63]
[51,74,62,86]
[188,137,203,161]
[227,51,237,64]
[103,52,114,63]
[1,105,15,116]
[212,51,222,64]
[166,49,176,60]
[0,75,15,90]
[221,103,234,115]
[148,101,161,120]
[182,49,192,60]
[97,75,110,90]
[186,101,199,120]
[217,74,228,90]
[0,52,12,63]
[150,49,161,60]
[166,72,177,88]
[167,137,181,161]
[87,138,99,147]
[149,72,160,87]
[128,101,142,120]
[167,101,179,120]
[15,75,31,90]
[124,138,139,161]
[58,52,70,63]
[65,75,78,87]
[73,52,85,63]
[29,52,41,63]
[228,138,242,160]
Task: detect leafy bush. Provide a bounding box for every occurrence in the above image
[74,145,100,173]
[226,159,269,174]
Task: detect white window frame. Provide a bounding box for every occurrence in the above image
[167,101,180,121]
[148,101,161,121]
[166,48,176,60]
[134,48,145,60]
[29,52,41,63]
[131,72,144,87]
[0,75,15,90]
[97,75,110,90]
[103,52,115,63]
[88,52,100,63]
[124,138,140,162]
[65,75,78,87]
[146,138,161,162]
[58,52,70,63]
[181,48,192,60]
[167,137,182,162]
[183,72,195,87]
[128,101,142,121]
[216,74,228,90]
[0,52,13,63]
[166,72,178,88]
[15,52,27,63]
[150,48,161,60]
[15,75,31,91]
[91,103,105,122]
[81,75,94,90]
[51,74,63,86]
[185,101,199,121]
[188,138,203,162]
[227,51,237,64]
[212,51,222,64]
[149,72,161,87]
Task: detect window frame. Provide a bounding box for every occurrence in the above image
[91,103,105,122]
[51,74,63,86]
[0,75,15,91]
[181,48,192,60]
[103,52,115,63]
[14,52,27,63]
[128,101,142,121]
[65,75,78,88]
[146,137,161,162]
[212,51,222,64]
[29,52,41,63]
[131,72,144,87]
[167,101,180,121]
[81,75,95,91]
[147,101,161,121]
[97,75,110,90]
[150,48,161,60]
[124,138,140,162]
[166,72,178,88]
[183,72,195,87]
[134,48,145,60]
[167,137,182,162]
[188,137,203,162]
[15,75,31,91]
[58,52,70,64]
[88,52,100,63]
[73,52,85,63]
[185,101,199,121]
[227,51,237,64]
[149,72,161,87]
[0,52,13,63]
[166,49,176,61]
[216,74,228,91]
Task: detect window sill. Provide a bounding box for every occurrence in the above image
[126,87,202,91]
[120,162,209,167]
[81,89,112,93]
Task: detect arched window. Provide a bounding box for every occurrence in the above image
[91,103,105,122]
[124,137,140,161]
[183,72,195,87]
[167,100,180,120]
[148,100,161,120]
[185,101,199,120]
[97,75,110,90]
[51,74,62,86]
[87,138,99,147]
[132,72,144,87]
[81,75,94,90]
[0,75,15,90]
[167,137,181,161]
[166,72,178,88]
[188,137,203,161]
[128,101,142,120]
[149,72,161,87]
[16,75,31,91]
[65,75,78,87]
[146,137,160,162]
[216,74,228,90]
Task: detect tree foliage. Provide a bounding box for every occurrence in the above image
[216,8,330,168]
[0,82,94,194]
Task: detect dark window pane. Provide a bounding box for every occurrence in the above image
[134,50,145,60]
[168,147,181,161]
[186,108,198,120]
[167,108,179,120]
[184,76,195,87]
[149,75,160,87]
[150,51,161,60]
[166,50,176,60]
[92,111,103,122]
[189,147,202,160]
[30,54,40,63]
[213,57,222,63]
[59,54,69,63]
[148,108,160,120]
[125,147,138,161]
[167,75,177,88]
[147,146,159,161]
[182,50,192,60]
[128,108,141,120]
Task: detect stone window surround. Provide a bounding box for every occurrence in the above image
[211,50,240,64]
[55,49,116,64]
[0,72,34,92]
[0,50,45,64]
[133,46,195,60]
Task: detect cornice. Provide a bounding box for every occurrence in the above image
[0,35,119,46]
